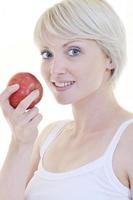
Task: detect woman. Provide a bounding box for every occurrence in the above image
[0,0,133,199]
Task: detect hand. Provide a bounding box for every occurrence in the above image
[0,84,43,146]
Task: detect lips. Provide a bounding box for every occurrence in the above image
[51,80,75,83]
[51,81,75,92]
[54,81,75,87]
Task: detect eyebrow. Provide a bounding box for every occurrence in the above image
[62,40,80,47]
[43,40,80,49]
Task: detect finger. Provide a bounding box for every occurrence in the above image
[20,107,39,125]
[28,113,43,128]
[15,90,39,114]
[0,84,19,112]
[1,99,14,115]
[0,84,20,105]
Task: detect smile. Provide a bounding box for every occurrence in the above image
[52,81,75,92]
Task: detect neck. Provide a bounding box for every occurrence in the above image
[71,85,123,135]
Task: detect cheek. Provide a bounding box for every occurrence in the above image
[41,63,49,82]
[79,58,105,89]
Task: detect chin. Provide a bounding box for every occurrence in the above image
[55,99,72,105]
[53,95,74,105]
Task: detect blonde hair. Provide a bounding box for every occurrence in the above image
[34,0,127,87]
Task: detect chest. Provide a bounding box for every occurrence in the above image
[41,128,129,188]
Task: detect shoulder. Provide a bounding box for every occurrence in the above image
[112,115,133,189]
[31,120,62,155]
[37,120,61,148]
[26,120,64,185]
[37,120,71,148]
[119,116,133,189]
[119,115,133,160]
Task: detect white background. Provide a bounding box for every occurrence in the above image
[0,0,133,168]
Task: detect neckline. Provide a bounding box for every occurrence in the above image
[39,118,133,179]
[40,154,105,179]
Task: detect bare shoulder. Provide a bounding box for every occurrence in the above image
[114,113,133,192]
[37,120,73,148]
[26,120,61,186]
[112,113,133,190]
[37,120,61,148]
[119,114,133,191]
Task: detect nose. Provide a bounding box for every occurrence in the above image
[49,56,67,75]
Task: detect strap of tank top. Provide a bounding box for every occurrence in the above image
[40,119,72,158]
[104,118,133,160]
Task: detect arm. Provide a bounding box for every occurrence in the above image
[0,121,59,200]
[0,142,34,200]
[122,123,133,198]
[128,155,133,199]
[0,85,42,200]
[127,147,133,199]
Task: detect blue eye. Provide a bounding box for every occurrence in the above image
[68,47,81,56]
[41,50,53,59]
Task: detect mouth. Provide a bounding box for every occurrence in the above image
[52,81,76,92]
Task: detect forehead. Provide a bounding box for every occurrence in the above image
[41,32,107,59]
[42,32,77,47]
[40,31,98,49]
[39,30,105,57]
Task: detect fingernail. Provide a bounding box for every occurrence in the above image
[34,89,39,95]
[12,84,20,88]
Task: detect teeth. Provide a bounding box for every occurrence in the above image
[54,81,75,88]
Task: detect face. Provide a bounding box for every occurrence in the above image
[40,32,111,105]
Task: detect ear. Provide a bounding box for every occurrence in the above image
[105,56,114,70]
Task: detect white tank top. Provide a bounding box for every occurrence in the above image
[25,118,133,200]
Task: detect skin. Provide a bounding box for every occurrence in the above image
[39,32,133,193]
[0,86,43,200]
[40,32,130,135]
[0,32,133,199]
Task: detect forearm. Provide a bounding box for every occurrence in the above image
[0,140,34,200]
[0,85,42,200]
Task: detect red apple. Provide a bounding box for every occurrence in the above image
[8,72,43,109]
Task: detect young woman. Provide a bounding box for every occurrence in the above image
[0,0,133,199]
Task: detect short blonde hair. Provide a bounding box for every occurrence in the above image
[34,0,127,87]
